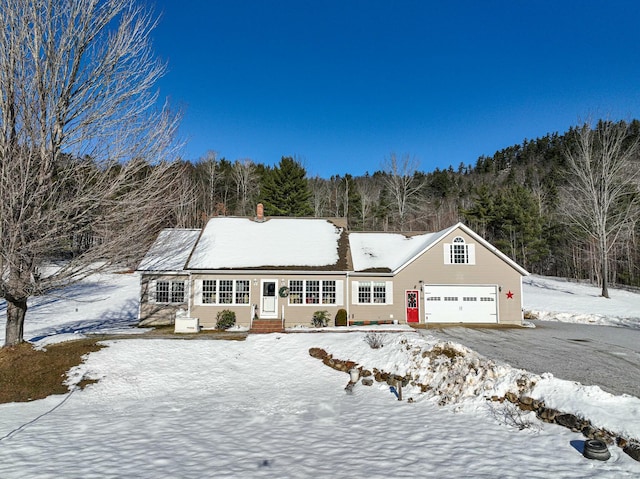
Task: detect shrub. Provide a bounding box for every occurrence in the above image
[364,332,384,349]
[335,308,347,327]
[216,309,236,330]
[311,310,330,327]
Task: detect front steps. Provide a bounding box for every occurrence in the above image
[250,319,284,334]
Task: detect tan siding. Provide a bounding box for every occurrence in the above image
[349,227,524,325]
[165,226,525,328]
[189,273,348,328]
[139,274,189,326]
[349,276,402,323]
[397,228,523,325]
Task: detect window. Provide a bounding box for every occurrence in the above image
[452,237,468,263]
[444,236,475,265]
[288,280,339,305]
[154,280,186,304]
[358,282,372,303]
[198,279,250,305]
[289,280,304,304]
[219,280,233,304]
[306,280,320,304]
[355,281,391,304]
[202,280,217,304]
[235,280,250,304]
[373,282,386,303]
[171,282,185,303]
[322,281,336,304]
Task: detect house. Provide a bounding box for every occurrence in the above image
[137,206,529,331]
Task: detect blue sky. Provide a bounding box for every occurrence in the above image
[151,0,640,178]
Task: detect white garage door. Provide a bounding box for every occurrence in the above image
[423,285,498,323]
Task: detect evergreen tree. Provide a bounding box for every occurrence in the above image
[260,157,313,216]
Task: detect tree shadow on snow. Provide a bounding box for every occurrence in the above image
[0,281,127,315]
[28,298,140,342]
[28,280,125,311]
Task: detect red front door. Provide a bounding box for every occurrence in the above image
[406,290,419,323]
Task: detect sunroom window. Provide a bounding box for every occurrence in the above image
[154,280,186,304]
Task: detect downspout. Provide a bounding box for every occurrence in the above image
[519,275,525,325]
[187,272,192,318]
[418,280,424,325]
[137,273,143,322]
[346,271,350,327]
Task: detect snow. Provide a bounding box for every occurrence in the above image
[187,217,342,269]
[524,275,640,329]
[349,232,438,271]
[0,273,640,477]
[137,229,201,272]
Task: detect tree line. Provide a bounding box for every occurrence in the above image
[167,120,640,294]
[2,0,636,348]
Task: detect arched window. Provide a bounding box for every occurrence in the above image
[444,236,475,264]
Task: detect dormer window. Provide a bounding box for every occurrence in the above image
[444,236,475,265]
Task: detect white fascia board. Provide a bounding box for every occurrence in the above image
[453,222,530,276]
[139,270,190,276]
[392,222,530,277]
[392,225,455,275]
[185,269,348,276]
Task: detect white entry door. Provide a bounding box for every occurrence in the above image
[260,279,278,318]
[423,285,498,323]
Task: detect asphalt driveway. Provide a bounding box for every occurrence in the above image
[420,320,640,398]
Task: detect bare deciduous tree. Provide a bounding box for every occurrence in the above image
[0,0,182,347]
[355,176,382,231]
[562,120,640,298]
[382,153,424,230]
[232,159,258,216]
[309,176,330,217]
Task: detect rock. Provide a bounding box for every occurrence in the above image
[582,424,598,439]
[361,378,373,386]
[623,442,640,462]
[520,396,534,406]
[519,402,535,412]
[308,348,327,359]
[555,413,583,431]
[505,392,518,404]
[538,407,558,421]
[531,399,544,410]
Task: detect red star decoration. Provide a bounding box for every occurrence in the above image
[506,290,514,299]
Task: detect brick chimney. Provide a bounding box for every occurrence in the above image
[256,203,264,222]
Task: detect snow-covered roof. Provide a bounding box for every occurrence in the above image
[349,222,529,275]
[138,220,527,276]
[186,217,345,269]
[349,232,441,272]
[137,229,201,272]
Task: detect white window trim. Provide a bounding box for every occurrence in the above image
[194,279,251,306]
[149,279,188,304]
[351,280,393,305]
[443,237,476,265]
[287,279,343,306]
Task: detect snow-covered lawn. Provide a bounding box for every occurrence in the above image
[523,275,640,329]
[0,273,639,477]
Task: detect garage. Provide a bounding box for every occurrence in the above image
[423,285,498,323]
